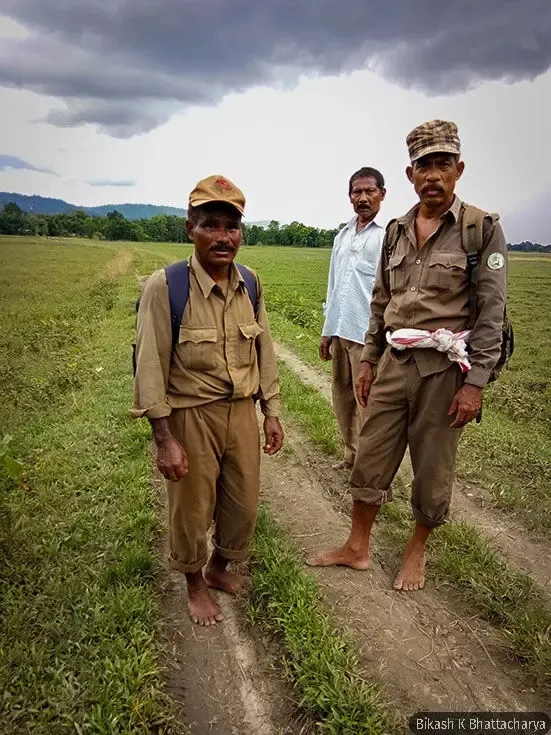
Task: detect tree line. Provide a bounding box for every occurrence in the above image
[0,202,340,248]
[0,201,548,251]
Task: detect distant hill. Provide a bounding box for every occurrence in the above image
[0,192,187,220]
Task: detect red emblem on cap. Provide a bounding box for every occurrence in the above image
[214,177,232,193]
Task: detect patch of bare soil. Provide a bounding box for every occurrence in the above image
[152,466,309,735]
[275,341,551,597]
[261,426,548,716]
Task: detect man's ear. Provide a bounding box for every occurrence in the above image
[185,218,194,239]
[456,160,465,180]
[406,165,414,183]
[380,188,387,201]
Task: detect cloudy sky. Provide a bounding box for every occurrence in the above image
[0,0,550,242]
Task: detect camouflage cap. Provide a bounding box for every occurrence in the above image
[188,175,246,215]
[406,120,461,163]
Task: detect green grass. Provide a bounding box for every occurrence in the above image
[273,360,551,696]
[0,237,175,733]
[232,247,551,536]
[249,505,398,734]
[278,362,341,454]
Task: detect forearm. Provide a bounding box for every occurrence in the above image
[149,417,175,446]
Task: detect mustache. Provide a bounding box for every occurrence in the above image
[421,185,444,194]
[211,243,235,251]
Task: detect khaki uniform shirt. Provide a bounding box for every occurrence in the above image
[132,254,280,419]
[361,196,508,387]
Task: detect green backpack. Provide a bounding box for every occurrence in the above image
[385,203,514,383]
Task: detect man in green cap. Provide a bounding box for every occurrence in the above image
[132,175,284,624]
[308,121,508,591]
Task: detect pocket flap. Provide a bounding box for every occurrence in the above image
[388,253,406,270]
[178,326,217,344]
[238,322,264,340]
[429,252,467,269]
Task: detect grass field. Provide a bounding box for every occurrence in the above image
[1,236,550,730]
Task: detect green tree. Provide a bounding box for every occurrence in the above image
[0,202,28,235]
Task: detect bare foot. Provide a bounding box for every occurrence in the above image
[187,585,225,625]
[306,544,370,570]
[205,566,249,595]
[393,544,426,591]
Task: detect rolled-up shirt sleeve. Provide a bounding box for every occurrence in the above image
[254,282,281,418]
[464,217,508,388]
[361,234,391,363]
[131,269,173,419]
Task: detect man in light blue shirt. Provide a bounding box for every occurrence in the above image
[320,167,386,469]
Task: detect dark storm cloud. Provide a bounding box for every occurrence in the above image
[0,154,55,174]
[1,0,550,136]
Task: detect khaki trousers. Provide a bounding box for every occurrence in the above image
[166,398,260,573]
[331,337,368,465]
[351,348,464,528]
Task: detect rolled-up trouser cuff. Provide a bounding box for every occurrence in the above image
[350,485,394,506]
[411,502,449,529]
[213,544,251,562]
[168,554,208,574]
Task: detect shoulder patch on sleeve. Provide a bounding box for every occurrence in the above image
[487,252,505,270]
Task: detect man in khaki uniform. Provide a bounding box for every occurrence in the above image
[309,121,508,591]
[132,175,283,625]
[320,167,386,471]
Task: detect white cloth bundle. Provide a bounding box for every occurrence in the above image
[386,328,472,373]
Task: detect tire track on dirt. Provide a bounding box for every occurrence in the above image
[274,341,551,595]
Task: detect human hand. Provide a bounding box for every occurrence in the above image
[156,437,189,481]
[448,384,483,428]
[263,417,284,455]
[356,362,375,407]
[319,337,332,362]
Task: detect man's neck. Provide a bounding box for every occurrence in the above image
[356,213,376,233]
[195,253,231,283]
[418,194,455,221]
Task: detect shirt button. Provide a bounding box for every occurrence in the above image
[410,286,416,291]
[416,259,421,264]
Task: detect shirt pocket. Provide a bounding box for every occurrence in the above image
[237,322,264,368]
[387,252,407,293]
[428,252,467,291]
[177,326,217,370]
[355,258,377,277]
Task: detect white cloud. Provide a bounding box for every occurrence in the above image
[0,68,549,242]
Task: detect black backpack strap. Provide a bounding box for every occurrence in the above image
[164,259,191,349]
[236,263,260,317]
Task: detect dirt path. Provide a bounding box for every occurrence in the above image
[274,341,551,595]
[152,468,306,735]
[261,424,548,716]
[102,248,134,278]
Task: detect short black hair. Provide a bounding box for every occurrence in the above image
[187,202,243,223]
[349,167,385,195]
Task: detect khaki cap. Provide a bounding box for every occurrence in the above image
[406,120,461,163]
[188,175,246,215]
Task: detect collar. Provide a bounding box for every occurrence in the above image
[189,252,243,299]
[398,194,462,227]
[345,214,382,233]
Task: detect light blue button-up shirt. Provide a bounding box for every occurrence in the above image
[321,215,384,345]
